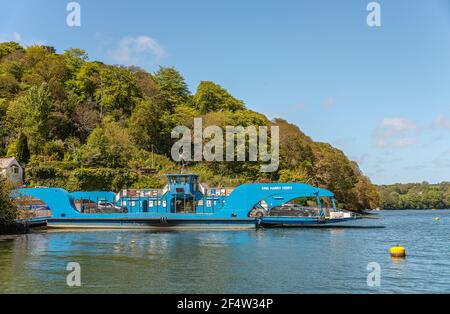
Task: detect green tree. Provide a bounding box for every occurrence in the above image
[72,101,101,142]
[0,178,17,222]
[16,133,30,164]
[194,81,245,114]
[274,118,314,171]
[0,99,9,153]
[128,98,164,150]
[0,59,24,82]
[153,66,190,112]
[0,42,24,59]
[6,83,53,153]
[95,66,142,119]
[6,95,30,138]
[73,121,139,168]
[0,74,20,98]
[278,167,309,183]
[23,83,52,152]
[311,142,359,210]
[22,46,67,100]
[66,61,103,103]
[67,168,138,191]
[63,48,88,78]
[129,66,159,98]
[352,165,380,210]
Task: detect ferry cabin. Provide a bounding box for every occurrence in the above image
[113,174,233,215]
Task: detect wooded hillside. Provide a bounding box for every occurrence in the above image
[0,42,380,211]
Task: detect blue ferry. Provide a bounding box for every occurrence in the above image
[14,174,359,230]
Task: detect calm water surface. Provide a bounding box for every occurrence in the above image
[0,210,449,293]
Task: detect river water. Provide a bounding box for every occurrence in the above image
[0,210,449,293]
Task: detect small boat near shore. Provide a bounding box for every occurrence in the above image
[13,174,362,230]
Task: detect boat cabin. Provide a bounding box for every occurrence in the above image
[112,174,232,215]
[167,174,199,196]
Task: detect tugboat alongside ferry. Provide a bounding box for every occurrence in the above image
[14,174,360,230]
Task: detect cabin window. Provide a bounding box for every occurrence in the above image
[193,177,198,190]
[206,200,211,208]
[171,198,195,213]
[149,201,154,208]
[142,200,149,213]
[12,166,19,174]
[162,201,167,208]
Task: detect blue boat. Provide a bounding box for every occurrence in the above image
[13,174,360,230]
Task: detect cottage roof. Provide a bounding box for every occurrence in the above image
[0,157,17,168]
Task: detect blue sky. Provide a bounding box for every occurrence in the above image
[1,0,450,184]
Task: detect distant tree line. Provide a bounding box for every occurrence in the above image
[378,182,450,209]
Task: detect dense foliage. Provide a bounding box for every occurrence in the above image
[378,182,450,209]
[0,178,17,222]
[0,41,380,210]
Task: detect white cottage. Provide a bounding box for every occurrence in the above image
[0,157,24,185]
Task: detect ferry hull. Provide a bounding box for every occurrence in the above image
[259,217,360,228]
[47,218,257,230]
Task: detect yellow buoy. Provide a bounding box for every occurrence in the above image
[434,217,440,221]
[390,245,406,258]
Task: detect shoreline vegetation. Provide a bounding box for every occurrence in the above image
[0,178,29,235]
[378,182,450,210]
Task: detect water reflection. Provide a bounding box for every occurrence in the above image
[0,210,449,293]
